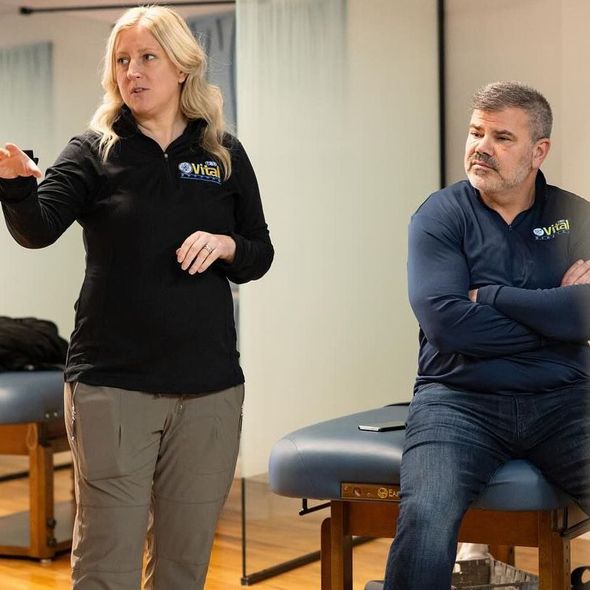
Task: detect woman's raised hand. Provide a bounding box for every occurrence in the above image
[0,143,42,179]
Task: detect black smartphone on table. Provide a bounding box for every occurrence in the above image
[358,420,406,432]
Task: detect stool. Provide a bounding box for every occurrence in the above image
[269,404,590,590]
[0,371,74,560]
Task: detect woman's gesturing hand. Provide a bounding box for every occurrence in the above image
[0,143,42,179]
[177,231,236,275]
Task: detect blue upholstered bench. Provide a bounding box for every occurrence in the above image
[269,404,590,590]
[0,371,74,560]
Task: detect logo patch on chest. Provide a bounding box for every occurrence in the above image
[178,160,221,184]
[532,219,570,240]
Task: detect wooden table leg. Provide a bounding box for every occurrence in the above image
[27,424,56,560]
[331,501,353,590]
[538,511,570,590]
[488,544,515,566]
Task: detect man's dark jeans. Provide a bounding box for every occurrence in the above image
[383,382,590,590]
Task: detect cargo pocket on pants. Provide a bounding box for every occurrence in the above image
[73,383,124,481]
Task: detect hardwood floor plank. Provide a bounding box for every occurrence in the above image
[0,468,587,589]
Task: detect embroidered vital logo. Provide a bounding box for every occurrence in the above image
[532,219,570,240]
[178,160,221,184]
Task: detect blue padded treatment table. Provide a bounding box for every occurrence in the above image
[0,371,65,424]
[269,404,590,590]
[0,371,74,560]
[269,404,572,511]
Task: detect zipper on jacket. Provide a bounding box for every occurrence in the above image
[163,152,173,183]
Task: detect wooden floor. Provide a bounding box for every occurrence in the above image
[0,460,588,589]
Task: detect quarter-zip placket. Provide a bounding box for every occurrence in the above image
[163,151,172,182]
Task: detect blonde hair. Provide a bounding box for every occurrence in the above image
[90,5,231,179]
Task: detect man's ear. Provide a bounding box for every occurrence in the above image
[533,138,551,169]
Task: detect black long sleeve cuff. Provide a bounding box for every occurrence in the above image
[0,176,37,204]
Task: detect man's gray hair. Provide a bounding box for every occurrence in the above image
[471,81,553,141]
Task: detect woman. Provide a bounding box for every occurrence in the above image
[0,6,273,589]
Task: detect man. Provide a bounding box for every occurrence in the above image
[383,81,590,590]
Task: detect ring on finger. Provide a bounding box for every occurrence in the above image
[203,243,214,254]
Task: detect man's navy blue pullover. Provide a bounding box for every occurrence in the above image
[409,171,590,394]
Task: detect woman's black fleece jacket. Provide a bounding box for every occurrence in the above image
[0,111,274,394]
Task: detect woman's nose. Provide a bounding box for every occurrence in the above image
[126,60,142,79]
